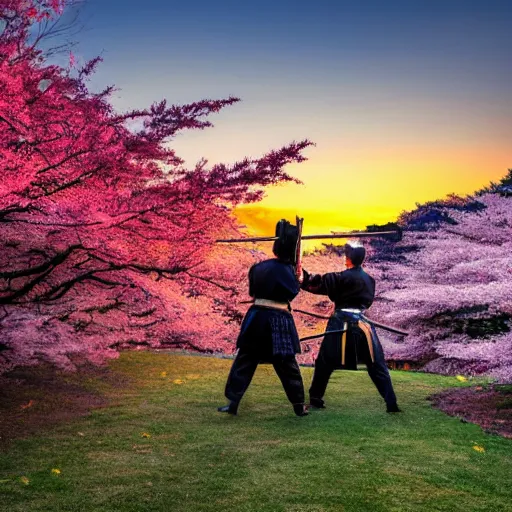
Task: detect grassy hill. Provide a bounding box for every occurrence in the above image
[1,352,511,512]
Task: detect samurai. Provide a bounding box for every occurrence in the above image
[301,242,401,413]
[218,220,309,417]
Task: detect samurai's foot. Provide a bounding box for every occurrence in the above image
[309,397,326,409]
[217,401,239,415]
[293,404,309,417]
[386,403,402,413]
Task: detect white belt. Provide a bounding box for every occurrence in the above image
[254,299,290,311]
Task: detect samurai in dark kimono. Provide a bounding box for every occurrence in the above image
[218,221,308,417]
[301,243,401,413]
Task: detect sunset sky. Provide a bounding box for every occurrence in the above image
[71,0,511,237]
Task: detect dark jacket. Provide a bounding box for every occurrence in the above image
[236,259,301,359]
[301,266,383,369]
[301,267,375,310]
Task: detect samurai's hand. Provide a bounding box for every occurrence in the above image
[296,266,304,284]
[300,269,310,288]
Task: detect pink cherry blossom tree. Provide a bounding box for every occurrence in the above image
[0,0,313,373]
[365,188,511,381]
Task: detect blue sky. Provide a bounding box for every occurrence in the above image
[63,0,512,229]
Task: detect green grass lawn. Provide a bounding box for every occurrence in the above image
[1,352,511,512]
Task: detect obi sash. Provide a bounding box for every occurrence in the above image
[337,309,375,366]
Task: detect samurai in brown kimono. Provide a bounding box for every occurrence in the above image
[301,243,401,413]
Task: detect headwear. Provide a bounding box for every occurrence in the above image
[273,219,299,263]
[344,242,366,266]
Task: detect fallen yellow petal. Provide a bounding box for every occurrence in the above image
[141,432,151,438]
[473,445,485,453]
[20,476,29,485]
[20,400,35,410]
[51,468,61,475]
[172,379,184,385]
[160,371,167,377]
[456,375,468,382]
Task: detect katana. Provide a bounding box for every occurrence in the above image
[294,309,409,336]
[216,231,399,243]
[218,215,401,285]
[237,303,409,338]
[300,330,347,343]
[299,320,409,343]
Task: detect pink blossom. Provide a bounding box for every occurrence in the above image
[0,2,312,373]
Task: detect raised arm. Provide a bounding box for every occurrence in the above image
[301,269,337,296]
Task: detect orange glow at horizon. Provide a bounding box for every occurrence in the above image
[234,144,509,247]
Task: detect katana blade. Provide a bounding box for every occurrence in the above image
[216,231,399,243]
[362,318,409,336]
[299,317,409,342]
[300,330,346,342]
